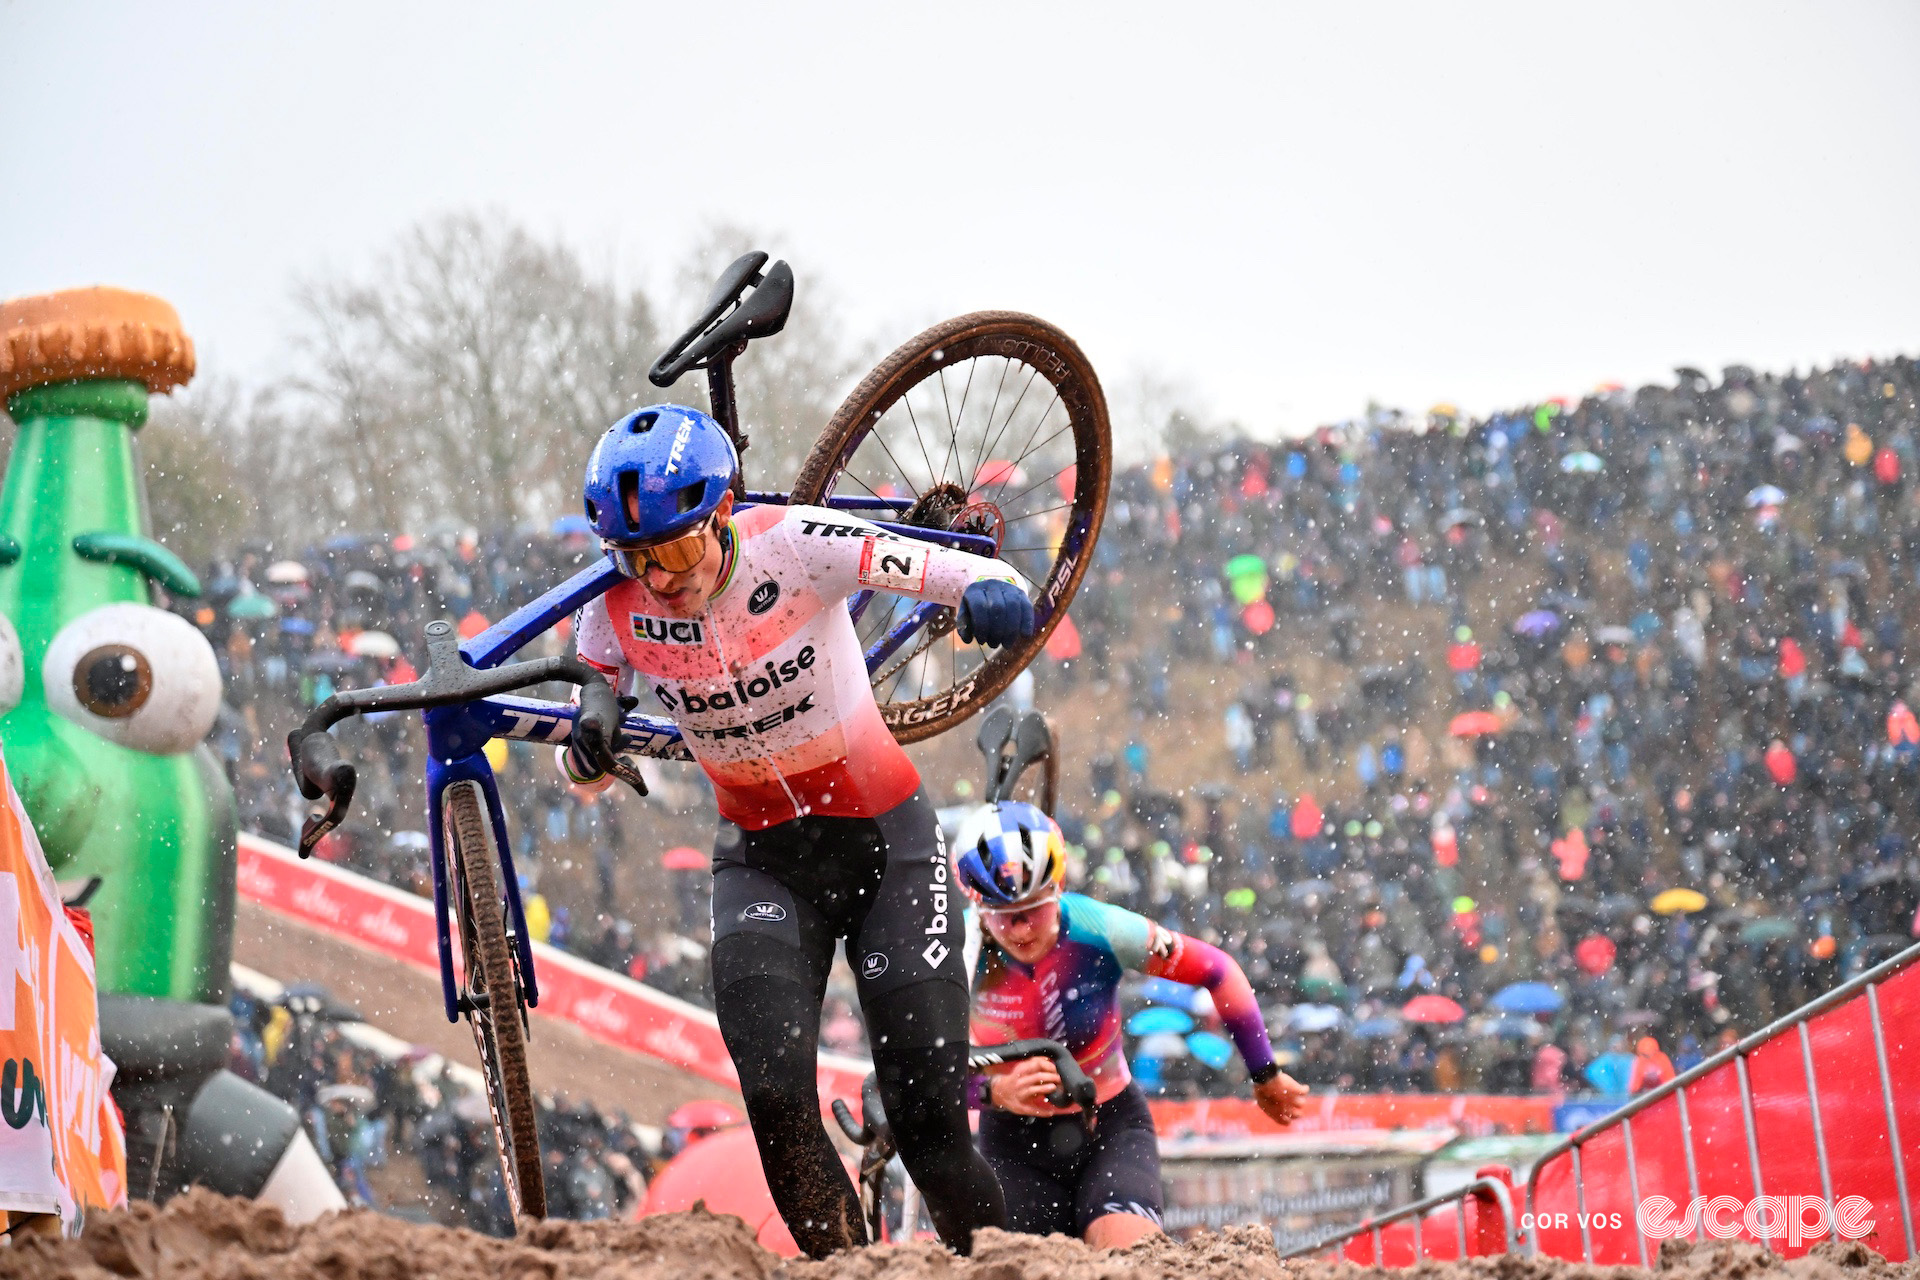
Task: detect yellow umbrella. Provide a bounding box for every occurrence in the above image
[1651,888,1708,916]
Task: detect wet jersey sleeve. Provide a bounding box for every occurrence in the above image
[781,505,1029,608]
[1088,897,1276,1077]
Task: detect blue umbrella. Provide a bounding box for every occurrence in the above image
[1127,1007,1194,1036]
[1136,1032,1190,1061]
[1186,1031,1233,1071]
[1487,1015,1543,1040]
[1514,609,1563,637]
[279,617,315,636]
[1137,977,1205,1013]
[1490,982,1564,1015]
[1585,1052,1636,1095]
[1288,1004,1345,1033]
[1352,1016,1404,1039]
[551,513,595,537]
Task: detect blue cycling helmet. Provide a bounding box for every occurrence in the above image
[954,801,1067,911]
[582,404,738,544]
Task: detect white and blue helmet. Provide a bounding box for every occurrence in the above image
[954,801,1067,911]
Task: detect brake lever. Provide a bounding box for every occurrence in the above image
[299,794,351,857]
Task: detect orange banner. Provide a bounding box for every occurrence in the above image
[0,750,126,1229]
[1150,1092,1556,1141]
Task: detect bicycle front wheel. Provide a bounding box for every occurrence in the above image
[792,312,1110,743]
[443,780,547,1219]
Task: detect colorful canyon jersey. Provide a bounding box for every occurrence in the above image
[967,893,1276,1104]
[571,503,1024,830]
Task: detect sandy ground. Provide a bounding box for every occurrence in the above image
[233,899,740,1123]
[5,1191,1914,1280]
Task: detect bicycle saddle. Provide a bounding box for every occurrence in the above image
[649,251,794,387]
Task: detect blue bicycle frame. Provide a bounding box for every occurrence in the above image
[418,495,1008,1023]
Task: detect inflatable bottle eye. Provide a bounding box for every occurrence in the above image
[0,614,22,715]
[43,603,220,754]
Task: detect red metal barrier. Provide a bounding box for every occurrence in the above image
[1526,943,1918,1265]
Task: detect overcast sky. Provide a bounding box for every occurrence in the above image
[6,2,1919,437]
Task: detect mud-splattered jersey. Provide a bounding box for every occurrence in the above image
[571,503,1024,830]
[967,893,1275,1104]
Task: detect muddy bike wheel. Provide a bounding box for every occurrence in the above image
[792,312,1110,743]
[443,781,547,1219]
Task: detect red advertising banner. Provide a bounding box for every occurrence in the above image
[1527,958,1920,1264]
[1151,1092,1556,1142]
[235,834,871,1104]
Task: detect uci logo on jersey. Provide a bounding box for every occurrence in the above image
[861,952,889,979]
[631,614,704,644]
[743,901,787,923]
[747,580,780,615]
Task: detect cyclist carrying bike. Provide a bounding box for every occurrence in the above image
[560,403,1030,1257]
[957,801,1309,1249]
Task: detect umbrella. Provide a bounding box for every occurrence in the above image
[1137,977,1206,1013]
[661,847,708,871]
[266,560,309,585]
[1297,974,1348,1002]
[1575,935,1617,976]
[390,831,430,852]
[317,1083,375,1109]
[1439,508,1484,530]
[1449,711,1502,738]
[1773,433,1804,456]
[348,630,400,659]
[1288,879,1334,903]
[1651,888,1708,916]
[342,569,385,593]
[1615,1009,1660,1028]
[303,652,368,675]
[1135,1032,1191,1061]
[1560,451,1605,474]
[551,514,595,537]
[279,616,315,636]
[1594,626,1636,647]
[1290,797,1324,841]
[1351,1016,1405,1039]
[227,593,277,620]
[1402,995,1465,1024]
[1514,610,1563,637]
[1126,1007,1194,1036]
[1739,917,1797,944]
[1490,982,1564,1014]
[1487,1016,1543,1041]
[1745,485,1787,508]
[1585,1053,1636,1094]
[1288,1004,1345,1033]
[1186,1031,1233,1071]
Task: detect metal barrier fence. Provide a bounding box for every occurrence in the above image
[1523,939,1920,1266]
[1274,939,1920,1268]
[1278,1174,1517,1263]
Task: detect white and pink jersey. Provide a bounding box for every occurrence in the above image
[569,503,1025,830]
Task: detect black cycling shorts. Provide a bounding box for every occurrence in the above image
[709,787,967,1008]
[976,1081,1164,1237]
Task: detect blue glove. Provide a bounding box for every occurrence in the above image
[957,579,1035,648]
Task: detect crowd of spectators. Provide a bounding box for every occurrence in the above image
[192,353,1920,1107]
[1055,355,1920,1099]
[225,981,654,1232]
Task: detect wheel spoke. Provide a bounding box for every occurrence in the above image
[900,395,942,492]
[966,357,1015,492]
[972,366,1044,484]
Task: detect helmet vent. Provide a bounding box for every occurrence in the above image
[617,469,643,534]
[675,482,706,515]
[630,410,660,434]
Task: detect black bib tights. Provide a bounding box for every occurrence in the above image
[709,790,1006,1258]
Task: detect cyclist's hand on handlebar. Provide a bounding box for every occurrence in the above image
[957,579,1035,648]
[1253,1069,1310,1127]
[989,1058,1074,1117]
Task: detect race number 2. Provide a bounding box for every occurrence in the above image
[858,537,929,593]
